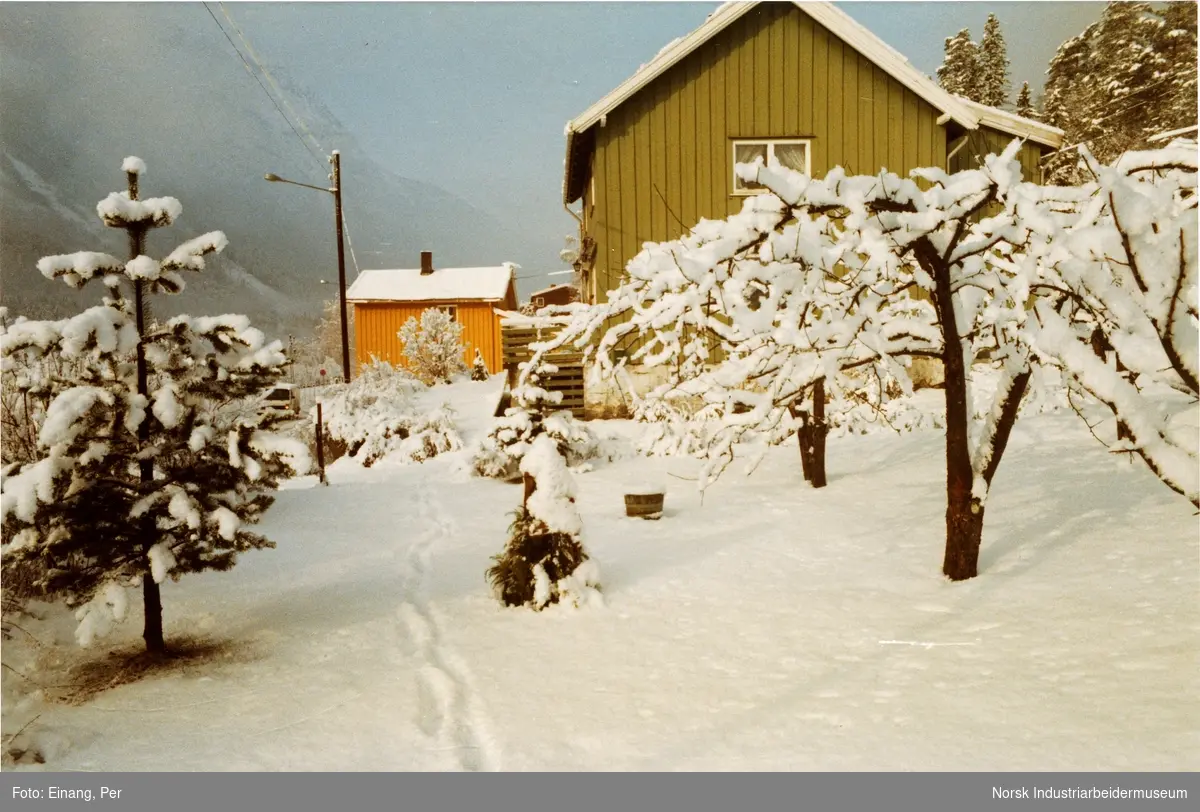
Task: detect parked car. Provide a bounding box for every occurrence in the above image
[259,383,301,418]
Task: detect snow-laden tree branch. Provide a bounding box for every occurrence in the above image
[532,139,1084,581]
[1026,142,1199,506]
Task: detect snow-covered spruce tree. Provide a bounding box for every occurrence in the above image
[938,29,980,101]
[1043,2,1195,181]
[399,308,468,386]
[977,13,1011,108]
[1152,1,1199,138]
[0,158,309,653]
[1015,82,1036,119]
[1026,143,1198,507]
[470,347,490,381]
[471,352,599,481]
[486,433,600,610]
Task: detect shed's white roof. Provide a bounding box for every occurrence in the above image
[346,264,515,303]
[955,97,1065,148]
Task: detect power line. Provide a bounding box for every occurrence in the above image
[217,3,362,278]
[217,3,328,170]
[200,2,323,171]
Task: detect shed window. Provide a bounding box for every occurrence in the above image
[732,139,811,194]
[436,305,458,321]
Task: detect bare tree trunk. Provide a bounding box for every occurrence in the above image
[809,378,828,489]
[790,404,814,482]
[791,380,829,488]
[127,170,165,654]
[141,572,164,653]
[929,249,983,581]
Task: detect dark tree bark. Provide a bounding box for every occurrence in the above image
[791,379,829,488]
[127,170,165,654]
[1090,326,1133,448]
[928,247,984,581]
[809,378,828,489]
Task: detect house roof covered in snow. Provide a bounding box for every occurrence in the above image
[528,282,577,299]
[954,97,1065,149]
[346,264,515,303]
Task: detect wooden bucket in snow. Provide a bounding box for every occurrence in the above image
[624,491,664,520]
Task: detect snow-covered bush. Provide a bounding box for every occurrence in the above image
[470,348,490,381]
[318,359,461,467]
[0,158,310,652]
[471,354,599,480]
[472,409,600,481]
[399,308,467,385]
[486,434,600,610]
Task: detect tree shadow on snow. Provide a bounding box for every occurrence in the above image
[36,635,263,707]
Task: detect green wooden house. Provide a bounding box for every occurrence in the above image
[563,1,1065,306]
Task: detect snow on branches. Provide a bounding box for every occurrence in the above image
[399,308,468,385]
[536,139,1089,580]
[0,157,309,651]
[486,434,601,611]
[1026,143,1199,506]
[318,360,462,467]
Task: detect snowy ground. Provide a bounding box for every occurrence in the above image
[2,376,1196,771]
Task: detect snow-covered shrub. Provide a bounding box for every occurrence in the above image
[0,158,310,652]
[486,435,600,610]
[319,359,461,467]
[470,348,490,381]
[471,408,600,481]
[398,308,468,385]
[471,356,600,480]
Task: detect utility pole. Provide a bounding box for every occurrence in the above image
[331,151,351,382]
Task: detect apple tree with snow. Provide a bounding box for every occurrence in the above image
[535,139,1166,582]
[0,158,310,653]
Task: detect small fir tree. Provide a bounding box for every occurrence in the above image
[485,356,600,609]
[470,348,490,381]
[1015,81,1036,119]
[977,13,1011,107]
[398,308,468,385]
[938,29,980,100]
[0,158,309,653]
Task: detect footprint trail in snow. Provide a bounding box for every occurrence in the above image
[397,482,500,771]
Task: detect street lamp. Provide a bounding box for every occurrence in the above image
[265,150,352,382]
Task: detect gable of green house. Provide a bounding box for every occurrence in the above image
[563,1,1063,362]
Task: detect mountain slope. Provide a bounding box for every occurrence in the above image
[0,3,525,338]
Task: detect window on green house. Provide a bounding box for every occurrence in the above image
[732,139,811,194]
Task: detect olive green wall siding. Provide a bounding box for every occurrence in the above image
[585,3,953,304]
[951,126,1048,182]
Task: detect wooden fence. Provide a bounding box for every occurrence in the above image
[500,320,585,418]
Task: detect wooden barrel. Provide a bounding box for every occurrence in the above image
[624,492,665,520]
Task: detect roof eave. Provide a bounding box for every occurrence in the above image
[560,0,983,193]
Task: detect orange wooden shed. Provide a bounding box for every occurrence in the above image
[346,251,518,375]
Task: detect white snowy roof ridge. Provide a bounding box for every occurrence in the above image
[346,264,514,303]
[953,96,1065,148]
[564,1,981,137]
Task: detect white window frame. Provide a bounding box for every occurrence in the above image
[732,138,812,195]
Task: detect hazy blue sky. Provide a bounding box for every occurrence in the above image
[2,2,1108,296]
